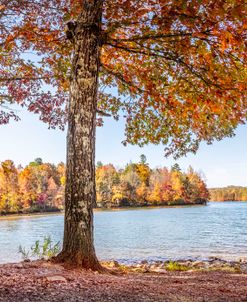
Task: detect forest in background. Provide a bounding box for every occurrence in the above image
[209,186,247,201]
[0,155,209,214]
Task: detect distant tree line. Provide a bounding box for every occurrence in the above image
[209,186,247,201]
[0,156,209,214]
[0,158,65,214]
[96,156,209,207]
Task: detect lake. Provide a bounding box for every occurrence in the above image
[0,202,246,264]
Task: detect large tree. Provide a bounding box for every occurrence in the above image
[0,0,246,269]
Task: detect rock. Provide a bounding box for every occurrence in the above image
[152,268,167,274]
[141,260,148,265]
[13,264,23,269]
[212,261,225,267]
[192,261,204,268]
[143,269,150,273]
[108,260,120,268]
[229,261,237,267]
[186,269,195,273]
[240,264,247,274]
[208,257,221,262]
[184,261,193,267]
[131,267,145,273]
[46,275,67,282]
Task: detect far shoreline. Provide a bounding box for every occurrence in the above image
[1,200,246,219]
[0,202,209,219]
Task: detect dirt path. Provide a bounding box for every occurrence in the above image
[0,261,246,302]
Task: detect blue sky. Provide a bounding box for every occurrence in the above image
[0,107,247,188]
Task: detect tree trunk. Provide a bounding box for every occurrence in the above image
[56,1,103,270]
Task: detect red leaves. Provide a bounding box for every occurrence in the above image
[0,111,20,125]
[0,0,69,129]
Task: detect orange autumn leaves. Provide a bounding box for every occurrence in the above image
[0,0,247,157]
[100,1,247,157]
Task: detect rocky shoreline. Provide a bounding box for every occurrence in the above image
[103,257,247,274]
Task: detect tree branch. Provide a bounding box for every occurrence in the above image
[0,76,51,82]
[101,65,146,94]
[96,109,111,117]
[108,30,211,43]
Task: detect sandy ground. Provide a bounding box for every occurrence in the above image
[0,261,246,302]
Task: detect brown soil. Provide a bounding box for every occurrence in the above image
[0,261,246,302]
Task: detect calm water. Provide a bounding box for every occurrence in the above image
[0,202,246,264]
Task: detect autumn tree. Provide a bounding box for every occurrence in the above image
[0,0,246,269]
[96,164,119,204]
[18,160,61,211]
[121,163,141,201]
[187,166,209,202]
[0,160,20,213]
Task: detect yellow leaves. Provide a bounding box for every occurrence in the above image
[112,192,124,202]
[220,31,235,52]
[135,163,150,185]
[147,183,162,203]
[60,176,66,186]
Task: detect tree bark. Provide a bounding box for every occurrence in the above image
[56,1,103,270]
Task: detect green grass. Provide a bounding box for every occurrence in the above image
[165,261,190,271]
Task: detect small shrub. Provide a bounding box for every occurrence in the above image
[18,245,30,261]
[165,261,189,271]
[18,236,61,261]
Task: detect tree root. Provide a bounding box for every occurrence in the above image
[52,251,111,274]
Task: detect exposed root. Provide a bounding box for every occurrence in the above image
[52,251,108,274]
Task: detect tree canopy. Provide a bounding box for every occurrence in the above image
[1,0,246,157]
